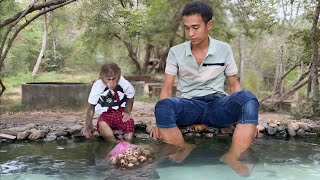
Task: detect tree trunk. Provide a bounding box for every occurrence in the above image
[32,12,48,77]
[238,33,244,87]
[141,43,154,74]
[310,0,320,101]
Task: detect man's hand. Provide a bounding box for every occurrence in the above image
[149,125,162,139]
[83,125,94,139]
[122,112,131,122]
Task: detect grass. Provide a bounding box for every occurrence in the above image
[2,71,98,93]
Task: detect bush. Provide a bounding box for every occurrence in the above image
[291,99,320,120]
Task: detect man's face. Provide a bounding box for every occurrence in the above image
[101,75,120,90]
[183,14,212,45]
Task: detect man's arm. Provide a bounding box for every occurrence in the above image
[84,104,95,138]
[160,73,176,99]
[150,73,176,139]
[227,75,241,94]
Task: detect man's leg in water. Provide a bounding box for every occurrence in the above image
[154,98,203,161]
[211,91,259,176]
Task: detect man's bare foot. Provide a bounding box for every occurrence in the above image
[169,143,196,163]
[219,152,251,176]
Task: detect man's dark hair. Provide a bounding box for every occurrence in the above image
[182,1,213,24]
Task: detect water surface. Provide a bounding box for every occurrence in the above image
[1,137,319,180]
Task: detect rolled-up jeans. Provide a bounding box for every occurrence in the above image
[155,91,259,128]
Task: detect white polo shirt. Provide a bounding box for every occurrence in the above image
[165,37,238,98]
[88,76,135,115]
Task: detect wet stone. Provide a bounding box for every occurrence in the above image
[267,127,277,135]
[135,133,150,139]
[40,125,50,133]
[205,127,219,134]
[309,125,320,132]
[291,123,300,131]
[56,136,68,145]
[26,124,37,130]
[287,126,296,137]
[56,128,68,137]
[195,133,202,137]
[45,133,57,141]
[275,130,287,138]
[268,123,278,127]
[304,132,317,137]
[296,129,305,136]
[298,123,311,132]
[179,126,191,134]
[17,131,31,140]
[184,132,195,137]
[9,126,28,132]
[220,127,233,135]
[277,125,287,132]
[204,133,214,138]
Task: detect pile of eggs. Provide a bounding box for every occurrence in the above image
[109,147,153,169]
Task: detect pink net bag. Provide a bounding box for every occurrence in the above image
[108,138,137,157]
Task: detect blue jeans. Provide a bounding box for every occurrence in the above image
[155,91,259,128]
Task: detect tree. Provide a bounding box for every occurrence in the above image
[0,0,76,70]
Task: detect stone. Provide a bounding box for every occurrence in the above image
[220,127,233,135]
[296,129,305,137]
[279,120,288,126]
[277,125,287,132]
[66,125,83,134]
[304,132,317,137]
[0,129,18,136]
[195,133,202,137]
[309,125,320,132]
[287,126,296,137]
[8,126,28,132]
[40,125,50,133]
[28,130,45,140]
[204,133,214,138]
[0,133,16,140]
[275,130,287,138]
[26,124,37,130]
[45,133,57,141]
[135,133,150,139]
[184,133,194,137]
[268,123,278,127]
[290,123,300,131]
[205,127,219,134]
[297,123,311,132]
[17,131,31,140]
[257,124,265,132]
[56,128,68,137]
[267,127,277,135]
[191,124,208,133]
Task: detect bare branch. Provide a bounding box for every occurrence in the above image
[0,0,72,29]
[0,0,76,67]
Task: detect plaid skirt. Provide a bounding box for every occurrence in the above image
[97,108,134,133]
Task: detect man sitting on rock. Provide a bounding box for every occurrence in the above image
[149,1,259,176]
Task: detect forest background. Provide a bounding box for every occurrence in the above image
[0,0,319,119]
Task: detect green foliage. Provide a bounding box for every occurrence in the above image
[291,99,320,120]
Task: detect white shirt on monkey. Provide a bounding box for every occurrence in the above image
[88,76,135,115]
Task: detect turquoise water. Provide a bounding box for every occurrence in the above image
[1,137,320,180]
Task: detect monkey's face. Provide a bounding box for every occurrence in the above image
[101,75,120,90]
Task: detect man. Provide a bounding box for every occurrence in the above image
[150,1,259,176]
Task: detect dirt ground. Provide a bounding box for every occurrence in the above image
[0,101,291,127]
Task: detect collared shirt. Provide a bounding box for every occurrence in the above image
[165,37,238,98]
[88,76,135,115]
